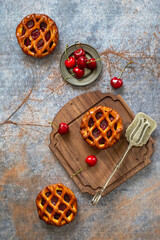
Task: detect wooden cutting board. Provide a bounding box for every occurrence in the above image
[49,92,154,196]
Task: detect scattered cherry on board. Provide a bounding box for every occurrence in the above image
[58,123,69,134]
[71,155,97,178]
[49,121,69,135]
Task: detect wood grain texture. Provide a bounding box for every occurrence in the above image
[50,91,154,196]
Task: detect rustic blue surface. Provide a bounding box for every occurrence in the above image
[0,0,160,239]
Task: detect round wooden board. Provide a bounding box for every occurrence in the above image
[50,92,154,196]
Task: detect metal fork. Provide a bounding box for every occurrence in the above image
[92,118,150,205]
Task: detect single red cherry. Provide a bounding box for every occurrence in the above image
[64,44,76,69]
[111,77,123,88]
[87,58,97,70]
[74,48,86,59]
[73,67,84,78]
[71,155,97,178]
[65,57,76,68]
[58,123,69,134]
[87,57,103,70]
[110,61,133,89]
[85,155,97,167]
[77,56,88,69]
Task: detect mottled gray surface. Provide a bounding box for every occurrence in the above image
[0,0,160,240]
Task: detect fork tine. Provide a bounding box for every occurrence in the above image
[129,117,142,141]
[92,191,102,205]
[135,122,150,145]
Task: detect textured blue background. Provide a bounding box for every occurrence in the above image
[0,0,159,239]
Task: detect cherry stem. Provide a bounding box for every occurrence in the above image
[49,122,59,128]
[65,44,69,60]
[75,41,82,51]
[86,58,104,63]
[64,73,74,80]
[75,41,79,50]
[118,61,133,79]
[71,164,87,178]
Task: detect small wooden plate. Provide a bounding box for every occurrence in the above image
[50,92,154,196]
[59,43,102,86]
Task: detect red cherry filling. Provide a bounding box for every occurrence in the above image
[37,39,44,49]
[54,213,60,220]
[30,48,36,53]
[51,196,58,205]
[95,111,103,120]
[24,37,31,46]
[45,31,51,41]
[40,21,47,31]
[27,20,34,29]
[50,41,53,48]
[100,119,108,130]
[88,118,94,128]
[59,203,66,211]
[22,27,26,36]
[114,122,117,130]
[88,136,93,142]
[64,194,70,203]
[46,205,53,214]
[57,190,62,196]
[31,29,40,40]
[107,129,112,138]
[41,198,45,206]
[109,114,114,122]
[66,210,72,217]
[99,138,105,144]
[45,192,51,197]
[36,18,40,22]
[92,128,100,138]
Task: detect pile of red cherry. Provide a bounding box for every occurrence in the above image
[64,45,100,79]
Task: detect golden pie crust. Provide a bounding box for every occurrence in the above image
[16,14,58,57]
[36,183,77,226]
[80,106,123,149]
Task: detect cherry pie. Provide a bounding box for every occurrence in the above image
[16,14,58,57]
[80,106,123,149]
[36,183,77,226]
